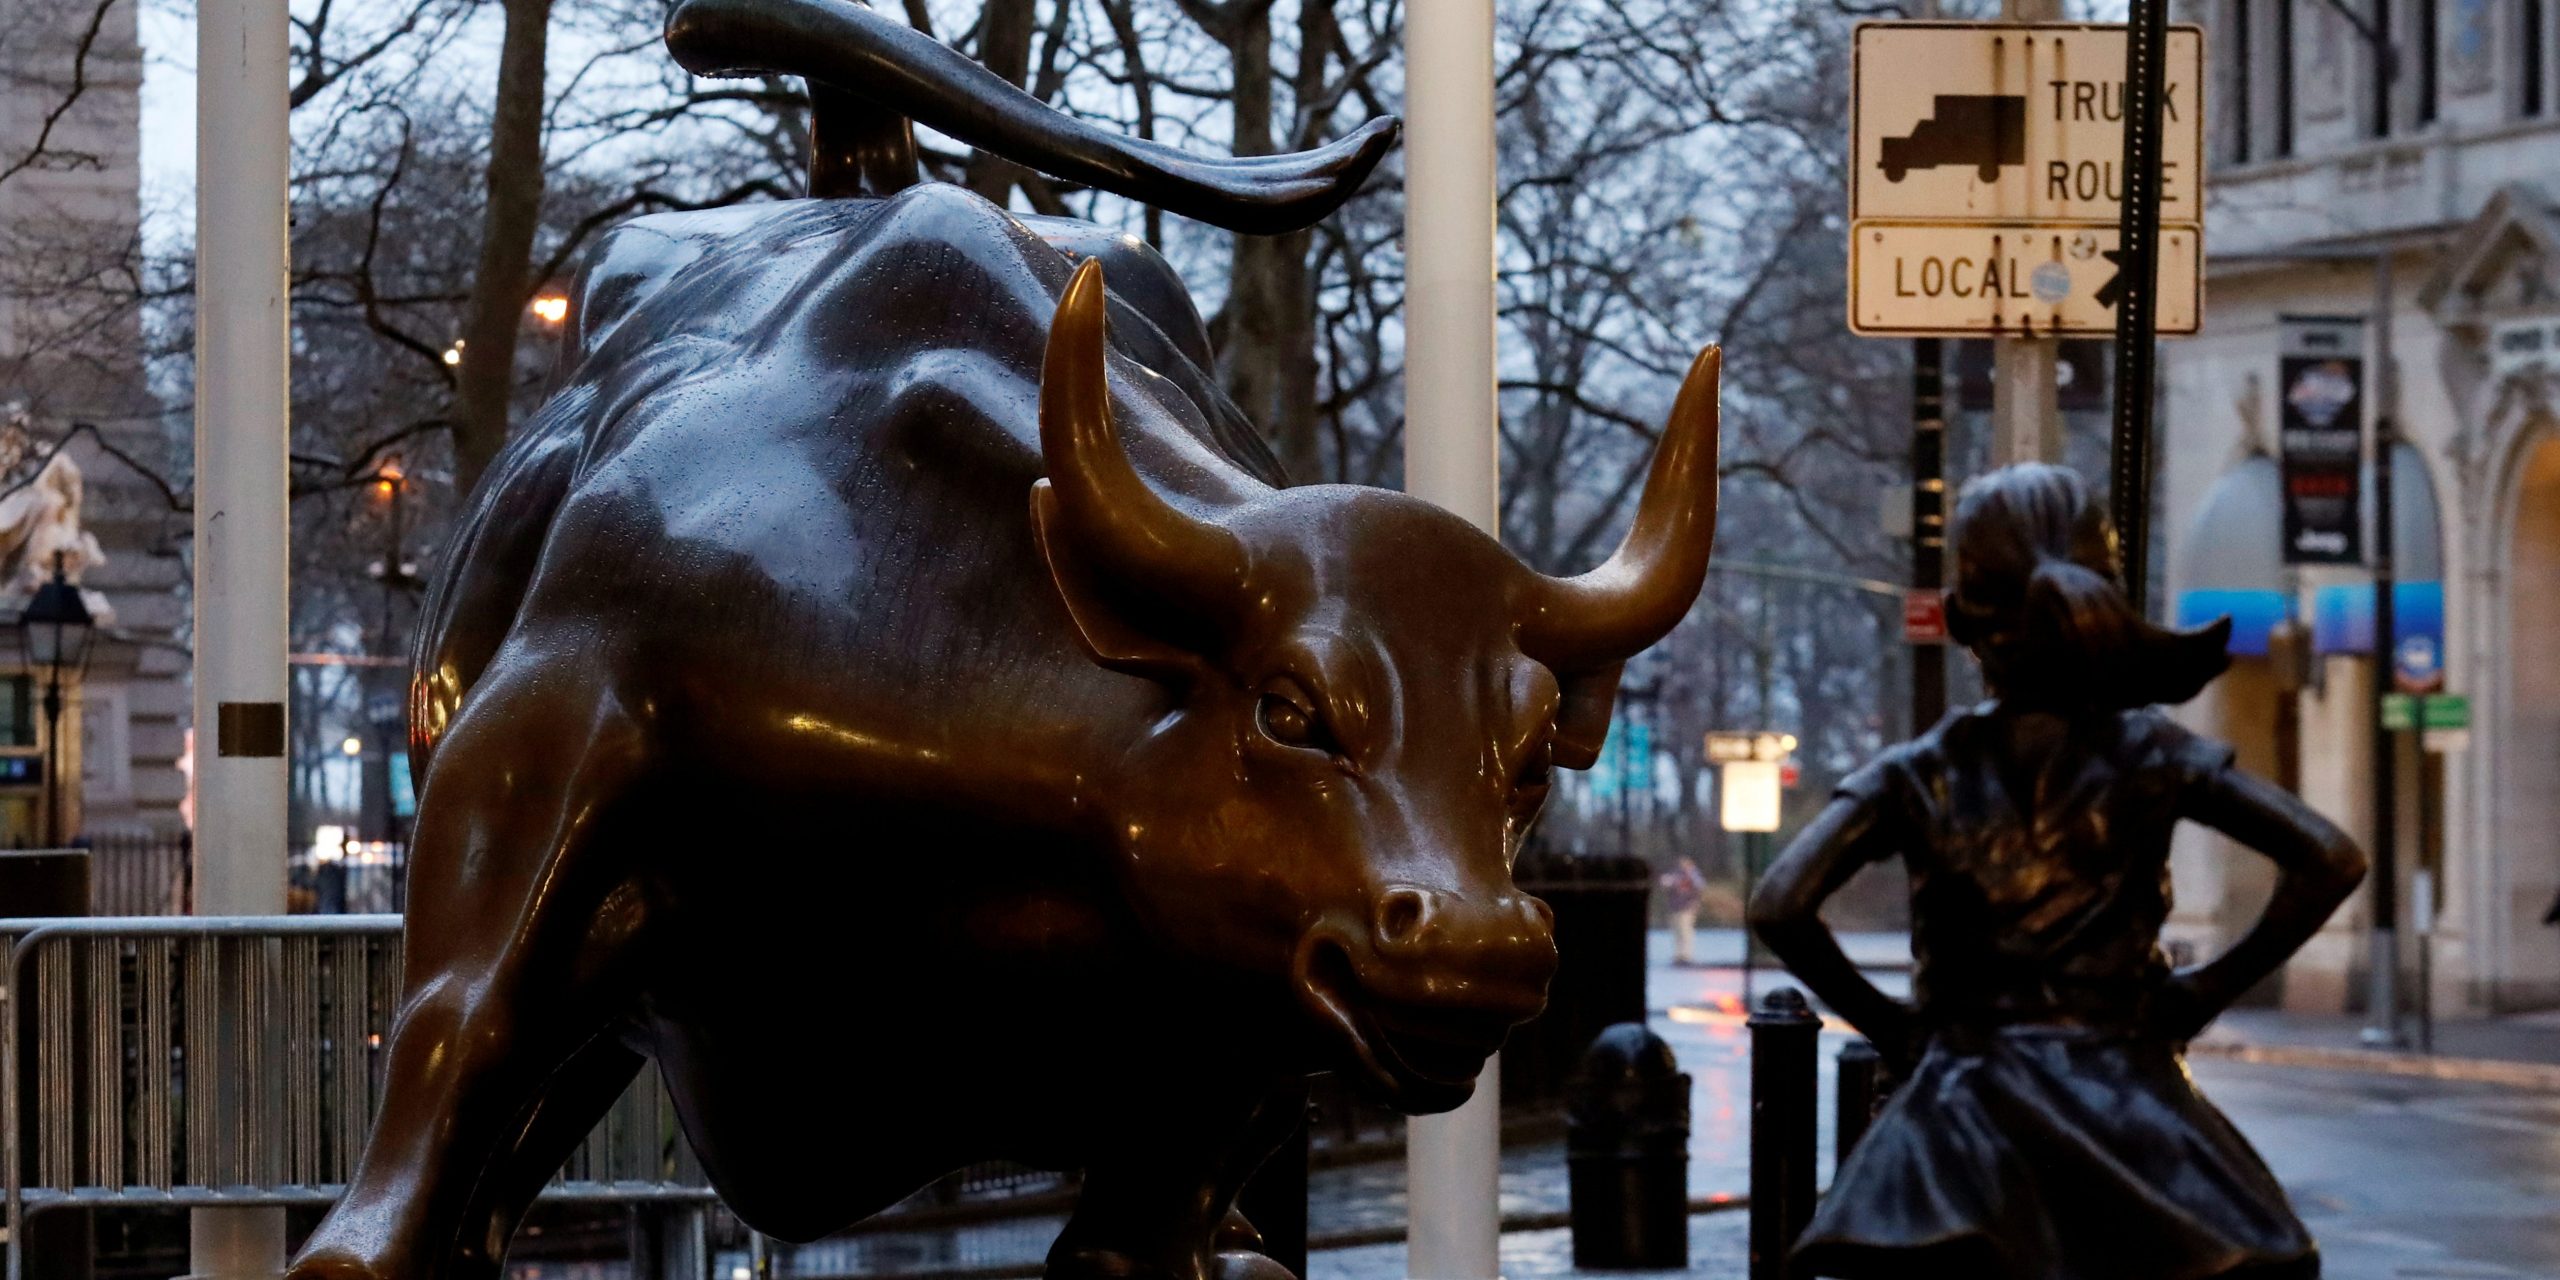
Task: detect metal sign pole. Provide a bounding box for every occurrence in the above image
[1911,337,1946,735]
[2108,0,2172,611]
[2365,251,2406,1047]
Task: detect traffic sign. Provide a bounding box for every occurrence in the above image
[2383,693,2469,734]
[1720,760,1783,833]
[1705,730,1797,764]
[1903,587,1947,644]
[2395,632,2446,694]
[1851,222,2198,337]
[2381,693,2416,731]
[1848,21,2205,338]
[1852,22,2205,225]
[2423,694,2470,753]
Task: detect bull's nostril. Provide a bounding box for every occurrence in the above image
[1376,887,1432,946]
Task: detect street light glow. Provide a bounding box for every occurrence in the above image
[531,293,570,325]
[341,736,363,756]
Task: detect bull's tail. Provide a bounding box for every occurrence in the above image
[665,0,1397,235]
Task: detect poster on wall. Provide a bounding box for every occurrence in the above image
[2278,316,2366,565]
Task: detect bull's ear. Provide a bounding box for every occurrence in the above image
[1032,480,1208,682]
[1550,663,1624,770]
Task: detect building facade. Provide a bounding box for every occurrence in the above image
[1,0,190,842]
[2168,0,2560,1011]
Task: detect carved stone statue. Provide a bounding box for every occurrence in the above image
[286,2,1723,1277]
[0,405,113,624]
[1749,463,2364,1280]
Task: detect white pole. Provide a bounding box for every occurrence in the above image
[188,1211,287,1280]
[191,0,293,1268]
[1402,1,1503,1278]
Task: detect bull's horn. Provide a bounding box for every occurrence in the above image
[1038,258,1248,621]
[1518,345,1721,670]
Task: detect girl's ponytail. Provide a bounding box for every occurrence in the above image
[1950,464,2231,709]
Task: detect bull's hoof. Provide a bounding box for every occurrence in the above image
[1213,1248,1299,1280]
[286,1242,497,1280]
[282,1250,390,1280]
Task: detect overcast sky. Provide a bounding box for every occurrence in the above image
[135,0,192,245]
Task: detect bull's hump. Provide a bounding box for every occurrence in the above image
[573,186,1259,501]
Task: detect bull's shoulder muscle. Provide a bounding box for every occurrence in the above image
[430,186,1271,723]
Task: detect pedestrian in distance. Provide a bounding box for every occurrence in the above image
[1659,854,1709,966]
[1749,463,2367,1280]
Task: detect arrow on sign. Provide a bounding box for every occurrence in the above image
[2093,248,2127,311]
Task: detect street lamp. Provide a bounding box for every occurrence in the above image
[18,552,94,846]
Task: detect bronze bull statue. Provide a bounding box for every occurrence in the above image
[290,1,1720,1276]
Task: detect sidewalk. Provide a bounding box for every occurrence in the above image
[2195,1006,2560,1090]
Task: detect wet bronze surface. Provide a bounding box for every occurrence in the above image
[286,3,1722,1276]
[1750,465,2365,1280]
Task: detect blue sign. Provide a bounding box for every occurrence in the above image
[389,751,416,818]
[1587,721,1655,801]
[2174,588,2291,657]
[2311,580,2443,663]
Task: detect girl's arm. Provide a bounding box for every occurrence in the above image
[2166,765,2369,1039]
[1748,787,1915,1063]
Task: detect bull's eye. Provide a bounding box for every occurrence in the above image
[1255,689,1333,752]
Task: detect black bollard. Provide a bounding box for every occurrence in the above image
[1565,1022,1692,1269]
[1834,1038,1880,1167]
[1748,987,1818,1280]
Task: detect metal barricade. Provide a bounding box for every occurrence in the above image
[3,916,712,1280]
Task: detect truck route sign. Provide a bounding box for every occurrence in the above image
[1848,21,2204,338]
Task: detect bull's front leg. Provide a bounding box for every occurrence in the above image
[289,666,653,1280]
[1048,1081,1308,1280]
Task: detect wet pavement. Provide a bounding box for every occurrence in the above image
[2202,1059,2560,1279]
[746,930,2560,1280]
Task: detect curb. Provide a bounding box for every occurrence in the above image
[2189,1038,2560,1091]
[836,1197,1754,1279]
[1306,1193,1748,1253]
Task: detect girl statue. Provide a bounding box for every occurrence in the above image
[1749,463,2367,1280]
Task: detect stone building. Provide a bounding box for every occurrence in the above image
[1,0,190,842]
[2167,0,2560,1012]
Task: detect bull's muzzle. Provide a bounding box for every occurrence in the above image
[1291,883,1558,1111]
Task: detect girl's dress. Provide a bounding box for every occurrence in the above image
[1794,704,2320,1280]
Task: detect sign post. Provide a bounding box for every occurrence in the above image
[1709,732,1797,1003]
[2108,0,2174,610]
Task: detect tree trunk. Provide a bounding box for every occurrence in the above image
[451,0,555,496]
[1211,1,1327,482]
[963,0,1039,208]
